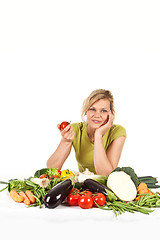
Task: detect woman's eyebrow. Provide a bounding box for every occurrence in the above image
[91,106,108,110]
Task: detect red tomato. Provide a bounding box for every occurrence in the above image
[70,188,80,194]
[40,174,48,179]
[49,175,59,180]
[67,192,80,206]
[58,170,62,175]
[78,195,93,209]
[60,121,70,130]
[80,190,93,197]
[92,193,106,207]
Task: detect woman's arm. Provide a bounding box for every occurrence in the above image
[46,124,74,170]
[94,133,126,175]
[94,111,126,175]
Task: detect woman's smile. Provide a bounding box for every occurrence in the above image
[86,98,110,130]
[92,119,102,124]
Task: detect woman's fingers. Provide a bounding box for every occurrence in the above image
[60,125,74,141]
[57,124,61,130]
[57,123,74,141]
[65,131,74,141]
[108,111,114,124]
[63,128,73,138]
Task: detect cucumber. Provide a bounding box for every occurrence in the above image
[138,176,160,188]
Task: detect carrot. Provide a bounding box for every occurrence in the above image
[135,196,141,201]
[138,188,149,194]
[19,191,31,205]
[25,190,36,204]
[136,182,151,201]
[137,182,148,192]
[10,189,24,203]
[149,191,154,196]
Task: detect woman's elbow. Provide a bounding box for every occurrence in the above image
[46,159,51,168]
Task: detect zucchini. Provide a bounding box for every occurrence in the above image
[138,176,160,188]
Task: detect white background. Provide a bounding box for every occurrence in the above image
[0,1,160,238]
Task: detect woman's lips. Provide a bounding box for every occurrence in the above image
[92,120,101,124]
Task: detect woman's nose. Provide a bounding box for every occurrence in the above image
[94,111,101,117]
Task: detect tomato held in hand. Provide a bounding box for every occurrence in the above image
[78,195,93,209]
[60,121,70,130]
[92,193,106,207]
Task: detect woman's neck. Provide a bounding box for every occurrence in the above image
[86,125,95,142]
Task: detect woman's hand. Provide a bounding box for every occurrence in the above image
[57,124,75,143]
[95,111,114,138]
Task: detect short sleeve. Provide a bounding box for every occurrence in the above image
[106,124,127,149]
[71,123,79,135]
[71,123,79,148]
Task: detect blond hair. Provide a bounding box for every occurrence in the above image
[81,89,115,121]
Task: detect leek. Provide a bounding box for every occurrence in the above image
[74,169,107,185]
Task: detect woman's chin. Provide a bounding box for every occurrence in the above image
[90,122,103,129]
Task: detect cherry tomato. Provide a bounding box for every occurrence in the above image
[60,121,70,130]
[40,174,48,179]
[58,170,62,175]
[78,195,93,209]
[67,192,80,206]
[70,188,80,194]
[49,175,59,180]
[80,190,93,197]
[92,193,106,207]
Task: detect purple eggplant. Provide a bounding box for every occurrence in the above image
[83,179,109,197]
[44,179,73,208]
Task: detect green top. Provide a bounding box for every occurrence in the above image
[71,122,127,174]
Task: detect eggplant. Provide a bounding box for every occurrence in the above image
[83,178,109,197]
[44,179,73,208]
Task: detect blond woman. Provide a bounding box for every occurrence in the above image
[47,89,126,175]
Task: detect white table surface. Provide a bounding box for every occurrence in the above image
[0,182,160,240]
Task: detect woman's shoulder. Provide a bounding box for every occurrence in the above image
[109,124,127,138]
[71,122,86,132]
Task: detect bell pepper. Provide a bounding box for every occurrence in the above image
[61,169,74,180]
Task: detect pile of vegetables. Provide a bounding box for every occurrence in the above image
[0,167,63,207]
[0,166,160,217]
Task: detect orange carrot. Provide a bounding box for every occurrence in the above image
[135,182,151,201]
[149,191,154,196]
[138,188,149,194]
[19,191,31,205]
[10,189,24,203]
[137,182,148,192]
[25,190,36,204]
[135,195,141,201]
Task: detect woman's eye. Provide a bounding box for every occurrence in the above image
[102,109,107,113]
[90,108,95,111]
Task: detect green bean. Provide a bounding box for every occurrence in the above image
[156,199,160,207]
[138,195,146,206]
[146,198,157,203]
[114,206,122,214]
[96,198,156,216]
[135,192,160,208]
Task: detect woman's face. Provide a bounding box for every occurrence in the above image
[86,98,111,129]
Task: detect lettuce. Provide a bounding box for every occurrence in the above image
[34,167,59,178]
